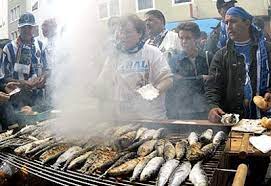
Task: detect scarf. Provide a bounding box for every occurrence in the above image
[116,39,146,54]
[147,29,168,48]
[217,21,228,49]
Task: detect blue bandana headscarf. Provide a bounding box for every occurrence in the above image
[226,7,270,118]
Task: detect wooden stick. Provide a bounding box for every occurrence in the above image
[232,164,248,186]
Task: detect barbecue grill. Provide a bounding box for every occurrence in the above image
[0,119,236,186]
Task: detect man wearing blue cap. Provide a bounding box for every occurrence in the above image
[206,7,271,185]
[1,12,48,126]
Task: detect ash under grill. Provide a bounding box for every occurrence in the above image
[0,134,225,186]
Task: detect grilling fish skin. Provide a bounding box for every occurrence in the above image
[153,128,167,139]
[168,161,192,186]
[175,140,187,160]
[78,151,98,173]
[0,130,13,141]
[107,157,142,176]
[156,159,180,186]
[201,143,216,158]
[189,161,208,186]
[39,144,70,164]
[24,137,54,154]
[139,129,157,140]
[134,127,148,142]
[67,151,93,170]
[100,151,137,177]
[114,131,137,150]
[130,150,157,182]
[188,132,198,146]
[213,131,226,146]
[163,140,175,160]
[62,145,96,170]
[156,139,165,157]
[86,149,118,174]
[14,125,38,137]
[125,138,149,152]
[30,142,60,159]
[113,124,141,137]
[137,140,157,157]
[199,129,213,144]
[186,142,204,161]
[140,157,165,182]
[52,146,82,169]
[14,137,52,155]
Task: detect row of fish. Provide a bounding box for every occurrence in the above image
[0,123,227,186]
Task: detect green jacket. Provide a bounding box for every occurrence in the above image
[205,39,271,118]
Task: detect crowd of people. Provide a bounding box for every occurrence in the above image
[0,13,57,130]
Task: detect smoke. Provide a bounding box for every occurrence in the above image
[41,0,113,139]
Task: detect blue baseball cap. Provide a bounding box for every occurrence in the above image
[18,12,36,28]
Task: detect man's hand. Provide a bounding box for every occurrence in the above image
[208,107,225,123]
[0,91,10,102]
[35,75,46,89]
[4,82,20,94]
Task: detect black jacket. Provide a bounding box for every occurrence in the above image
[205,39,271,118]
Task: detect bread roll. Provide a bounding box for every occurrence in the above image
[20,106,33,115]
[261,117,271,129]
[253,96,268,110]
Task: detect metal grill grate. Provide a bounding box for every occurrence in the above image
[0,134,225,186]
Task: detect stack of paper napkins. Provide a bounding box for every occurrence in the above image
[249,135,271,153]
[137,84,159,101]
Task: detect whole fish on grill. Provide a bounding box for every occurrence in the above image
[157,159,180,186]
[156,139,165,157]
[62,144,96,170]
[130,150,157,182]
[107,157,142,176]
[199,129,213,144]
[52,146,82,169]
[168,161,192,186]
[140,156,165,182]
[201,143,216,158]
[14,137,53,155]
[67,150,93,170]
[189,161,208,186]
[153,128,167,139]
[137,140,157,157]
[175,140,187,160]
[24,137,54,154]
[39,143,70,164]
[113,123,141,137]
[134,127,148,142]
[0,130,13,141]
[100,151,137,177]
[164,140,175,160]
[213,131,226,146]
[188,132,198,146]
[14,125,39,137]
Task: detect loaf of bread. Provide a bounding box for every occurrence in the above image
[253,96,268,110]
[261,117,271,129]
